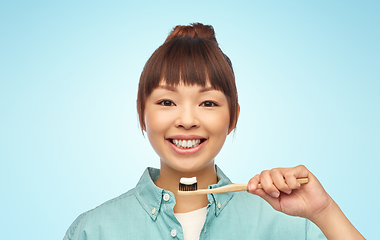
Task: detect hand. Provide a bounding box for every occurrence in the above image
[247,165,332,221]
[247,165,365,239]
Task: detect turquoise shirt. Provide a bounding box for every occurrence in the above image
[64,166,326,240]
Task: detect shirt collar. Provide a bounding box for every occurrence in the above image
[207,165,234,216]
[134,167,164,221]
[134,165,234,220]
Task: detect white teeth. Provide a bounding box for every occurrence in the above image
[171,139,202,149]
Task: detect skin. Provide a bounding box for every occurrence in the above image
[144,81,233,213]
[247,166,365,239]
[143,81,365,239]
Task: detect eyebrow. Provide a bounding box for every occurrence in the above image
[157,85,216,93]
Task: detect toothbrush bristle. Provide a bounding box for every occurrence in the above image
[179,177,198,191]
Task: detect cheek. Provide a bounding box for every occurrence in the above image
[145,110,171,136]
[202,109,231,135]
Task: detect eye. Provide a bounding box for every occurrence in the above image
[158,99,175,106]
[200,101,218,107]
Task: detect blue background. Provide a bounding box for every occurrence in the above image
[1,1,378,239]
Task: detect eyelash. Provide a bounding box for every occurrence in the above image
[157,100,219,107]
[157,99,175,106]
[200,101,218,107]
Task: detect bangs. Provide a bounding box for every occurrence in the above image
[142,37,234,96]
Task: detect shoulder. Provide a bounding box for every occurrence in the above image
[85,187,138,216]
[63,188,139,240]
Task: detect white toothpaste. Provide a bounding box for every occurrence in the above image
[180,177,197,185]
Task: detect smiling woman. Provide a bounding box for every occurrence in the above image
[145,83,231,192]
[63,23,364,240]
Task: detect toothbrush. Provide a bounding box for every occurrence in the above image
[177,177,309,195]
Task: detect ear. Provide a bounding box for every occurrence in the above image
[227,104,240,135]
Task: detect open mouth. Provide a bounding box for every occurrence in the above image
[169,139,206,149]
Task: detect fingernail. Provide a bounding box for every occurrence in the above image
[248,183,255,191]
[271,192,280,198]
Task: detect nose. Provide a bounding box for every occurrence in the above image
[175,105,200,130]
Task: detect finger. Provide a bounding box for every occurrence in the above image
[247,174,260,192]
[260,170,280,198]
[292,165,309,178]
[247,174,278,206]
[270,169,292,194]
[284,165,310,189]
[284,171,300,189]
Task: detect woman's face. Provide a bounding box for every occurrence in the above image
[144,81,232,174]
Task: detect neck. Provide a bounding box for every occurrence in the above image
[155,161,218,213]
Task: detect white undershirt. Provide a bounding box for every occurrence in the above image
[174,207,207,240]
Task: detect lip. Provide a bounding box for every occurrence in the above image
[166,135,207,155]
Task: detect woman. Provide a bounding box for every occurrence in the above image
[64,23,364,240]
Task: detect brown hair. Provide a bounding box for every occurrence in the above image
[137,23,238,131]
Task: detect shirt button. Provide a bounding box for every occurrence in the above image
[151,208,156,215]
[163,193,170,201]
[171,229,177,237]
[218,202,221,209]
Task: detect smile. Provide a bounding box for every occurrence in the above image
[170,139,205,149]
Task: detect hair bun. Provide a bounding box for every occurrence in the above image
[165,23,217,44]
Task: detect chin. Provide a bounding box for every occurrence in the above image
[163,158,215,174]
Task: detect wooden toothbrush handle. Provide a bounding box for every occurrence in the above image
[177,178,309,195]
